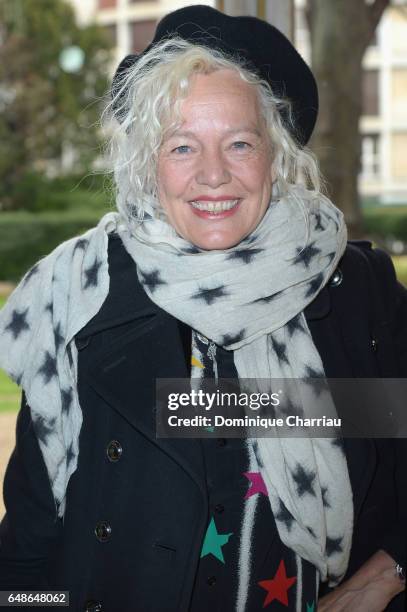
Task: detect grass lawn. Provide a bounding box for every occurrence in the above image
[0,370,20,413]
[0,290,20,412]
[393,256,407,287]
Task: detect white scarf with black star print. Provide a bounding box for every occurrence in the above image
[0,185,353,589]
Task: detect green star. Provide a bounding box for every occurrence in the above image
[200,517,233,563]
[306,601,315,612]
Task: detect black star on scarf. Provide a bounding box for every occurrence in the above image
[270,337,289,366]
[5,308,30,339]
[303,366,327,397]
[37,351,58,384]
[293,242,321,268]
[332,437,346,455]
[286,315,304,337]
[243,233,258,245]
[139,268,167,292]
[292,464,316,497]
[61,388,73,413]
[275,498,295,531]
[227,248,263,264]
[314,213,324,232]
[321,486,331,508]
[23,263,40,285]
[278,398,303,418]
[192,285,229,305]
[83,258,102,289]
[74,238,89,252]
[33,415,56,444]
[54,322,64,352]
[304,365,324,378]
[305,272,324,298]
[221,329,246,345]
[326,536,343,556]
[66,442,75,466]
[252,440,264,468]
[181,245,201,255]
[67,345,74,369]
[45,301,53,316]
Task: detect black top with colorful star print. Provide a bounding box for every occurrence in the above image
[189,340,318,611]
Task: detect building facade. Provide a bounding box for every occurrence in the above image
[68,0,407,204]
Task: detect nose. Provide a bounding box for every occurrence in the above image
[195,147,231,188]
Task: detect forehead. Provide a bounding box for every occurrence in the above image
[174,68,263,131]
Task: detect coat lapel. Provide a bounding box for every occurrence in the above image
[84,310,207,499]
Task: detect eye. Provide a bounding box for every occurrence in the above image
[171,145,191,154]
[231,141,252,150]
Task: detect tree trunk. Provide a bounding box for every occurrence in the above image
[307,0,389,238]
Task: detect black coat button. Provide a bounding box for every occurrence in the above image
[329,268,343,287]
[217,438,227,447]
[106,440,122,462]
[84,600,102,612]
[371,337,378,352]
[95,521,111,542]
[207,575,217,586]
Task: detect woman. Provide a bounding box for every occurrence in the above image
[0,5,406,611]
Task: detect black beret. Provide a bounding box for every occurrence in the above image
[111,4,318,145]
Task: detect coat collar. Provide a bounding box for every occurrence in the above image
[83,309,207,500]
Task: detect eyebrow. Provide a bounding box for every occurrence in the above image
[165,126,263,140]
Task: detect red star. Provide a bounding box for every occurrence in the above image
[258,560,296,607]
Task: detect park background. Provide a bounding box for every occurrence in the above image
[1,0,407,518]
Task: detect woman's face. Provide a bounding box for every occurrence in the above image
[157,69,273,250]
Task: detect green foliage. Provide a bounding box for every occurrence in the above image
[10,171,114,212]
[0,210,103,281]
[0,0,113,210]
[363,206,407,243]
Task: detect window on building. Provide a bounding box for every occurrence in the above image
[131,20,157,54]
[362,69,379,116]
[98,0,117,8]
[391,133,407,179]
[391,69,407,117]
[361,134,381,178]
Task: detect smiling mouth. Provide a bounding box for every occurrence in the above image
[189,199,240,213]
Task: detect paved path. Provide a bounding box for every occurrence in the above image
[0,411,18,519]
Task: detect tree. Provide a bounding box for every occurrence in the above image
[0,0,112,210]
[306,0,391,237]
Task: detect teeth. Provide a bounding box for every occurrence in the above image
[190,199,239,212]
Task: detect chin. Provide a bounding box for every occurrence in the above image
[187,228,246,251]
[194,235,244,251]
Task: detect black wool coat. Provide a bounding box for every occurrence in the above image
[1,235,407,612]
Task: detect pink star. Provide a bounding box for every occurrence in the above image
[243,471,268,498]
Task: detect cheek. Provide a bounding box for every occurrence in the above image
[157,161,192,199]
[237,160,272,195]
